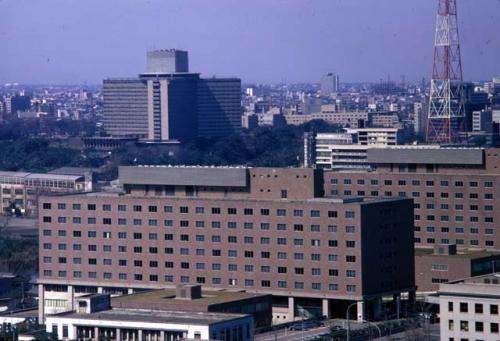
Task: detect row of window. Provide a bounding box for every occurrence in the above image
[415,203,494,211]
[41,219,355,233]
[415,238,494,246]
[448,301,499,315]
[332,178,496,188]
[448,320,499,334]
[42,230,356,247]
[42,243,353,259]
[42,203,354,219]
[42,270,357,292]
[331,189,494,200]
[414,215,494,223]
[43,258,357,275]
[43,251,356,270]
[415,226,495,235]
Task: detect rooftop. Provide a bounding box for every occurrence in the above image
[448,273,500,286]
[367,147,484,165]
[50,308,248,326]
[119,165,248,187]
[415,248,500,259]
[111,289,267,311]
[0,170,83,181]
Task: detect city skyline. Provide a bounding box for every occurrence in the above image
[1,0,499,85]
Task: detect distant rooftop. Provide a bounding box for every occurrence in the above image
[50,308,248,326]
[367,147,484,165]
[119,165,248,187]
[0,170,83,181]
[111,288,267,312]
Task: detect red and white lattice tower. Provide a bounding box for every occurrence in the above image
[426,0,466,144]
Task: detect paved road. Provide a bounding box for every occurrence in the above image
[255,325,330,341]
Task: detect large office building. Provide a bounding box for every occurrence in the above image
[438,273,500,341]
[322,147,500,291]
[103,50,241,142]
[38,166,415,324]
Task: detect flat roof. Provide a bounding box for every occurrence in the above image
[415,248,500,259]
[0,171,82,181]
[50,308,248,326]
[119,166,248,187]
[367,148,484,165]
[111,289,267,311]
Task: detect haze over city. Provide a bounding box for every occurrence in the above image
[1,0,499,84]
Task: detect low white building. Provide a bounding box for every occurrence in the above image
[438,273,500,341]
[45,294,254,341]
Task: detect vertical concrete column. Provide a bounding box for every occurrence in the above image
[138,329,143,341]
[373,298,383,320]
[322,299,330,318]
[160,331,165,341]
[356,301,365,322]
[409,290,417,313]
[97,286,104,294]
[68,285,74,311]
[38,284,45,323]
[393,294,401,319]
[94,327,99,341]
[288,296,295,321]
[116,328,121,341]
[128,288,134,294]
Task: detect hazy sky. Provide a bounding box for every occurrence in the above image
[1,0,499,84]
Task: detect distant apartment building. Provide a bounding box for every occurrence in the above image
[368,112,402,129]
[103,50,241,142]
[285,111,368,128]
[304,129,405,170]
[472,109,494,133]
[0,171,89,217]
[38,166,415,324]
[320,73,340,97]
[439,273,500,341]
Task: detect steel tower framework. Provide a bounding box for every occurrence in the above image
[426,0,466,144]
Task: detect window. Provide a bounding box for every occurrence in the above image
[492,323,499,333]
[490,304,498,315]
[212,207,221,214]
[459,302,468,313]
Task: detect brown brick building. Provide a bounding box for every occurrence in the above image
[323,147,500,291]
[38,166,415,323]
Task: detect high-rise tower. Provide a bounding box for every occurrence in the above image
[426,0,466,144]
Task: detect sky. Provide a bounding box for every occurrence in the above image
[0,0,499,85]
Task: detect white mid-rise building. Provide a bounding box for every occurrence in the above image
[438,273,500,341]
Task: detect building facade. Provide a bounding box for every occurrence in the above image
[38,166,415,323]
[102,51,241,142]
[0,171,87,217]
[438,273,500,341]
[323,147,500,292]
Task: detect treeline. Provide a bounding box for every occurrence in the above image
[0,119,340,178]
